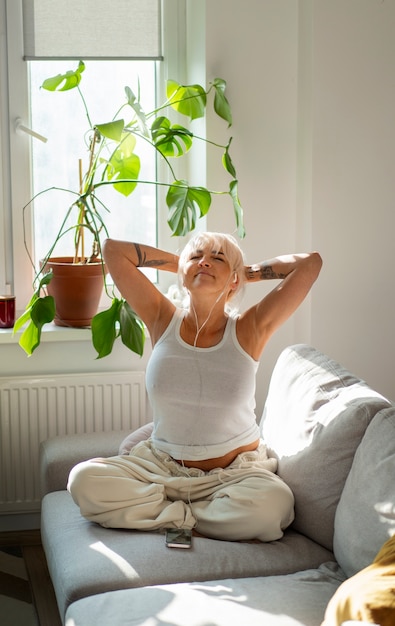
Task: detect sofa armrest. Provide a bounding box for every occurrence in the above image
[39,429,131,496]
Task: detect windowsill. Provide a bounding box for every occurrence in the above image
[0,323,92,345]
[0,320,151,345]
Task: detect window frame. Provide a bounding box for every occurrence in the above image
[0,0,195,313]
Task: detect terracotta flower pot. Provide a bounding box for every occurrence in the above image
[42,257,106,328]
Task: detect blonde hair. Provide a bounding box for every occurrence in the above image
[178,232,246,309]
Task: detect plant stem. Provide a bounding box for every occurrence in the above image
[77,85,93,128]
[74,159,85,263]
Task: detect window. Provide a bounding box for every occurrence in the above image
[1,0,193,311]
[29,60,158,283]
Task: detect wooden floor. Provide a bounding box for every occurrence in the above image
[0,530,62,626]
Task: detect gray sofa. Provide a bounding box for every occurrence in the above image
[39,344,395,626]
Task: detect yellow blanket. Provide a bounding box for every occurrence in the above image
[322,535,395,626]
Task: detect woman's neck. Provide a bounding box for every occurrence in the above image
[182,300,228,347]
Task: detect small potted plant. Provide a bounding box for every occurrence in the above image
[14,61,245,359]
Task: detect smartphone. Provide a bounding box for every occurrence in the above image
[165,528,192,549]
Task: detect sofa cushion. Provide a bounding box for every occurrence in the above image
[333,407,395,578]
[261,344,390,551]
[65,563,344,626]
[40,430,132,495]
[41,490,334,619]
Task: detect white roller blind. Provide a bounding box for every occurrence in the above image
[22,0,162,60]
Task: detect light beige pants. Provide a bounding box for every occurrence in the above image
[68,439,295,542]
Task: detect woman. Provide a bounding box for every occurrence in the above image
[68,232,322,541]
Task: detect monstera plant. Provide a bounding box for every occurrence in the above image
[14,60,245,358]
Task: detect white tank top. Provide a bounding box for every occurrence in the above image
[146,308,260,461]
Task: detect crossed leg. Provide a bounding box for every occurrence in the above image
[68,441,294,542]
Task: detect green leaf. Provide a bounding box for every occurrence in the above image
[91,299,122,358]
[38,270,54,289]
[229,180,246,238]
[13,271,53,335]
[41,61,85,92]
[107,154,140,196]
[91,298,145,358]
[30,296,56,327]
[19,321,41,356]
[13,293,38,334]
[222,138,236,177]
[167,80,207,121]
[151,116,193,157]
[125,86,149,137]
[96,119,125,142]
[106,132,140,196]
[17,296,55,356]
[13,308,33,334]
[119,301,145,356]
[212,78,232,126]
[166,180,211,236]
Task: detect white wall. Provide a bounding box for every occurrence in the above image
[311,0,395,402]
[204,0,395,413]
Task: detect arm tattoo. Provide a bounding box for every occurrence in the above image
[134,243,168,268]
[247,263,287,281]
[259,264,287,280]
[134,243,144,267]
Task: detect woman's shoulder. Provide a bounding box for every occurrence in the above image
[233,308,263,361]
[151,305,187,346]
[150,301,179,346]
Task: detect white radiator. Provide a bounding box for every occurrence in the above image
[0,371,146,514]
